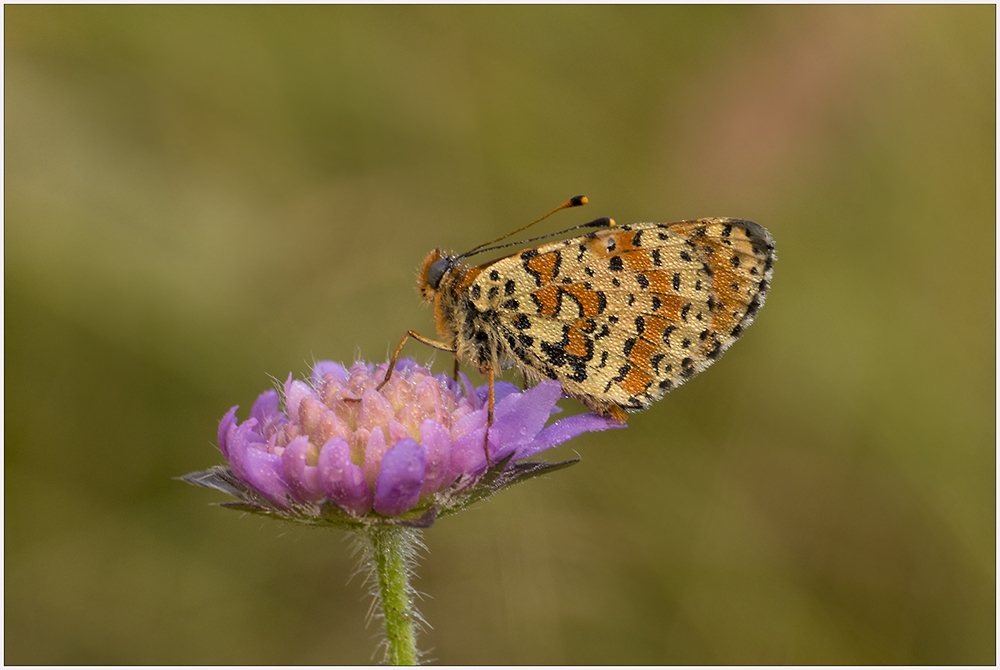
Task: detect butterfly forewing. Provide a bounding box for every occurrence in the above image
[463,218,774,416]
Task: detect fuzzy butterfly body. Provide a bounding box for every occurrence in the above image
[414,216,775,423]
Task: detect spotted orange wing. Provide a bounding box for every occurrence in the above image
[462,218,775,416]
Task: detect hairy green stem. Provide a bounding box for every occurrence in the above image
[363,526,421,665]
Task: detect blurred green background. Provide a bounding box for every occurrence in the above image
[5,5,994,664]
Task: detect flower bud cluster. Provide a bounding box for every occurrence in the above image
[210,360,620,524]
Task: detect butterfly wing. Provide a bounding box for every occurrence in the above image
[465,218,775,416]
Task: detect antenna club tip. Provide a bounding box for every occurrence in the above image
[570,195,588,207]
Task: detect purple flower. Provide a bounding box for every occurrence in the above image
[186,360,623,527]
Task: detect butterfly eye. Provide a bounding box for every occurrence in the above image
[426,257,452,290]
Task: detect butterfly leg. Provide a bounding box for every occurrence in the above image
[482,365,495,465]
[374,330,456,392]
[369,330,496,467]
[607,404,628,423]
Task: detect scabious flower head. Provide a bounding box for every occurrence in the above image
[186,359,622,527]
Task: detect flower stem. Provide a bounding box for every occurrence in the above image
[363,525,421,665]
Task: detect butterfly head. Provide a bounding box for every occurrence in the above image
[417,249,456,302]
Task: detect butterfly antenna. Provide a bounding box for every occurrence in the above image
[459,195,588,259]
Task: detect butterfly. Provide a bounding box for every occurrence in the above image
[379,196,775,460]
